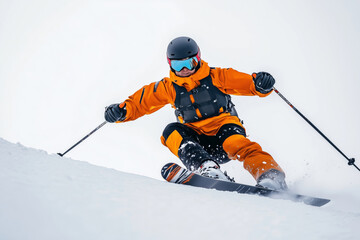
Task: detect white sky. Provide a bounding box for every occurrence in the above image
[1,0,359,185]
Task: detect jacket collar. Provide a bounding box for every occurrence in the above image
[169,60,210,91]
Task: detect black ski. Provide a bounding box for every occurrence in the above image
[161,162,330,207]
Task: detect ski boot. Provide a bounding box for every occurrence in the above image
[256,169,288,191]
[196,160,234,182]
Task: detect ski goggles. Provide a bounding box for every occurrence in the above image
[168,56,200,72]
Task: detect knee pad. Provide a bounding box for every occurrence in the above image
[217,124,246,145]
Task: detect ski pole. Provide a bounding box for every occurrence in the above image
[57,121,107,157]
[273,87,359,172]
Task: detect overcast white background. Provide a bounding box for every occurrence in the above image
[1,0,359,189]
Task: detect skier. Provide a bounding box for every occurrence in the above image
[105,36,287,190]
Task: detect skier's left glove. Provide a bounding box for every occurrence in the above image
[252,72,275,94]
[104,103,127,123]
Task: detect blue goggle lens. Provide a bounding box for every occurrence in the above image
[170,57,199,72]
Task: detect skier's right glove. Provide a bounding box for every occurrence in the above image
[104,103,127,123]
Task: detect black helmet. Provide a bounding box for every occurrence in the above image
[166,37,201,73]
[167,36,200,60]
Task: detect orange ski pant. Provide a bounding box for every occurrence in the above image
[161,122,284,180]
[222,134,284,180]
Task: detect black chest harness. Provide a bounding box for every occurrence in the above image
[173,74,237,123]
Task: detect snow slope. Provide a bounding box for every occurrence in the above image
[0,138,359,240]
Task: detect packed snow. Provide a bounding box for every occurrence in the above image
[0,138,359,240]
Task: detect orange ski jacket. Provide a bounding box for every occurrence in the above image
[119,60,272,136]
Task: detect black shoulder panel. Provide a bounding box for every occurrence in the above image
[154,79,164,92]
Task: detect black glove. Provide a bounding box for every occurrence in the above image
[104,103,126,123]
[253,72,275,94]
